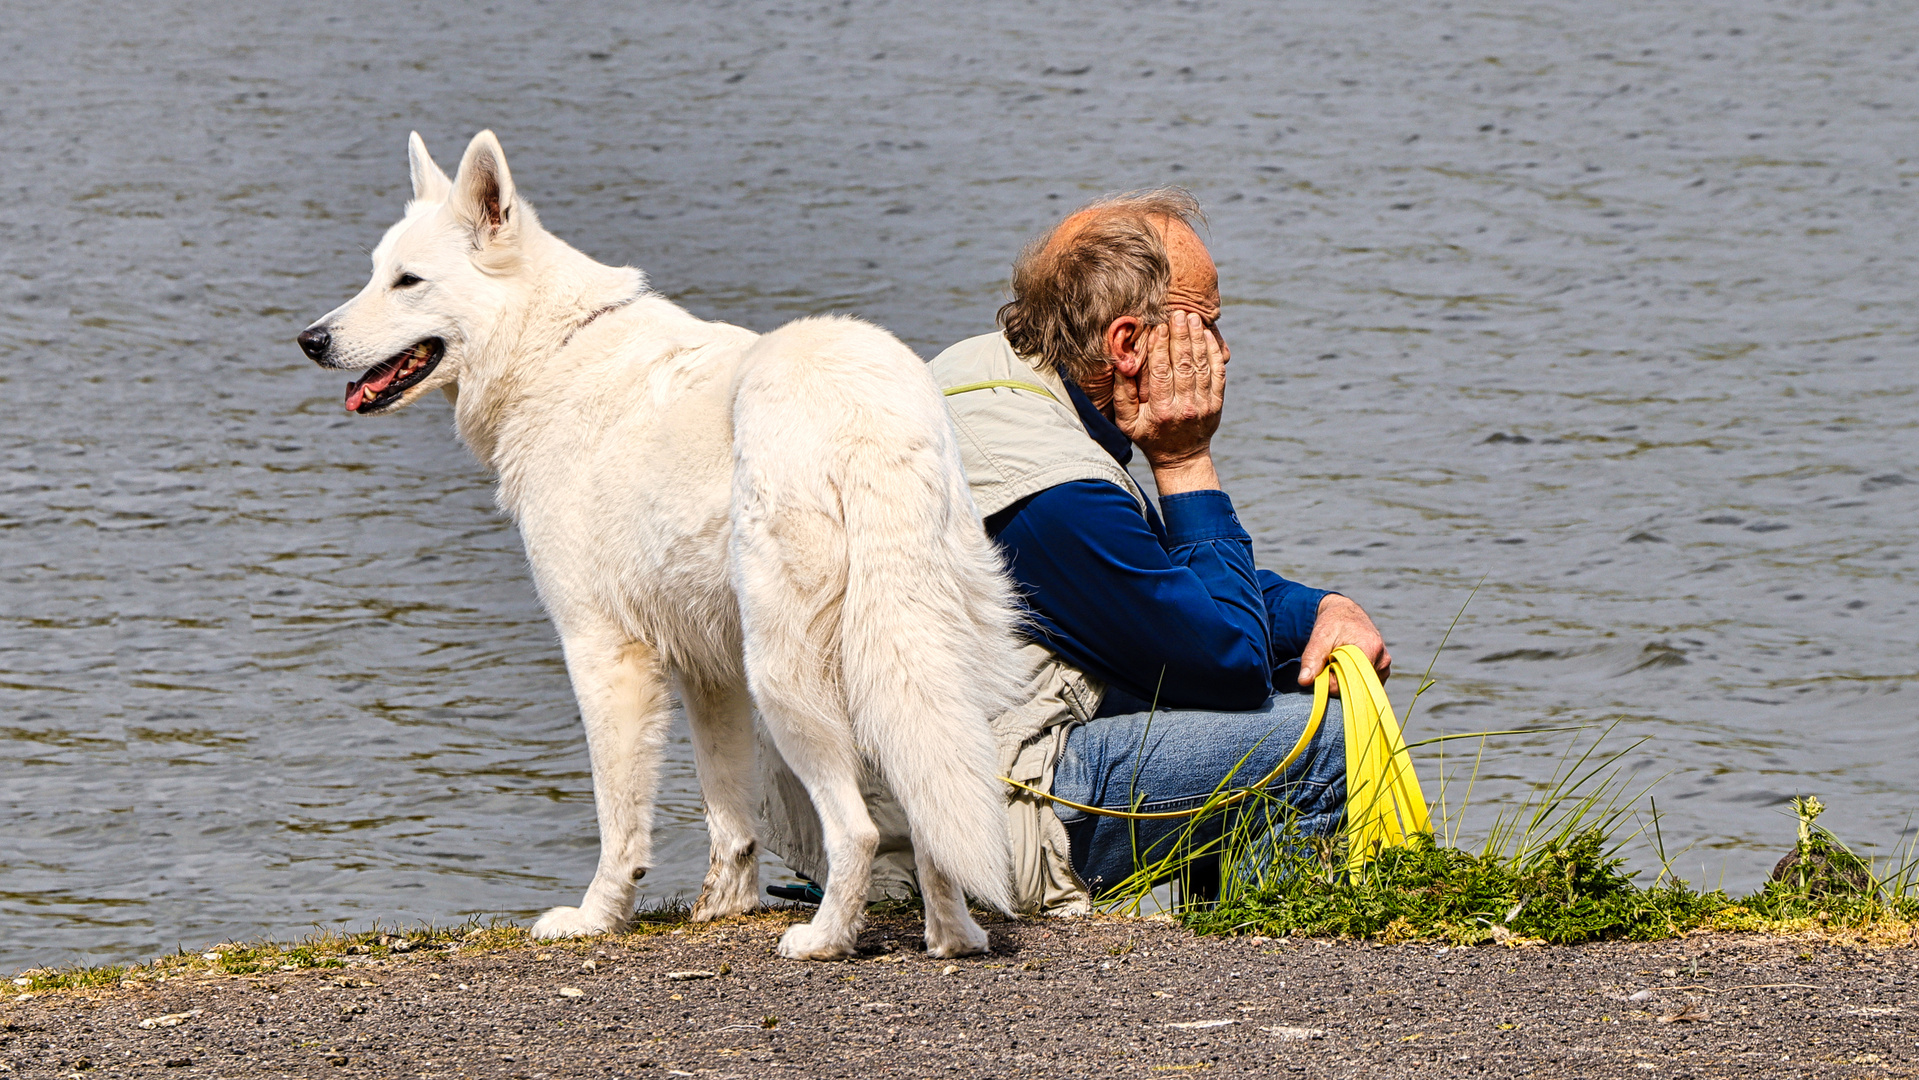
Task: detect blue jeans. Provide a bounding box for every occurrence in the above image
[1049,690,1346,898]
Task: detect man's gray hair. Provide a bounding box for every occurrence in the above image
[997,188,1205,383]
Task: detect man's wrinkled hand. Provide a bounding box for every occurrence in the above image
[1112,309,1225,470]
[1298,594,1391,695]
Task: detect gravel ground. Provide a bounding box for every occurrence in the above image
[4,914,1915,1079]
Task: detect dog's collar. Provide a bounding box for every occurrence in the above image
[559,293,643,350]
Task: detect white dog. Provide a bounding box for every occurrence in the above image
[298,130,1020,960]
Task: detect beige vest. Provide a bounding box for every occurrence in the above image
[759,333,1146,914]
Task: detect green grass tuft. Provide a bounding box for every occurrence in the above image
[1185,829,1727,945]
[1154,745,1919,947]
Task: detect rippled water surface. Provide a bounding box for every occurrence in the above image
[3,0,1916,970]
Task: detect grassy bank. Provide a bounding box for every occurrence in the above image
[1180,825,1919,948]
[1129,725,1919,948]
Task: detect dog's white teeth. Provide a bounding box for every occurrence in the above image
[395,343,431,376]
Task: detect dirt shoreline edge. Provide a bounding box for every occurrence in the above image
[5,913,1916,1079]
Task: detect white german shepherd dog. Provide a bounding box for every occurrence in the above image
[298,130,1019,959]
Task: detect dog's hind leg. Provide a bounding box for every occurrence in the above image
[531,635,672,939]
[683,676,762,921]
[916,844,992,959]
[756,701,875,961]
[731,515,875,959]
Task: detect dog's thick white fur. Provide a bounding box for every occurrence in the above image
[301,130,1021,960]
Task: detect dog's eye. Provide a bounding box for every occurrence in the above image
[393,273,424,289]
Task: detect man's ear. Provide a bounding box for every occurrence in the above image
[407,131,452,203]
[1104,315,1148,377]
[449,129,518,251]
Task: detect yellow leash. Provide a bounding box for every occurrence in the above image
[1326,644,1432,872]
[999,645,1431,867]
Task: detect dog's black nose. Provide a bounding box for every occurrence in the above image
[297,326,331,361]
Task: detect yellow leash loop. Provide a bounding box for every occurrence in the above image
[1327,643,1432,872]
[942,380,1061,403]
[998,644,1432,868]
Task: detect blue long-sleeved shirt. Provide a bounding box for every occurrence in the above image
[983,381,1330,715]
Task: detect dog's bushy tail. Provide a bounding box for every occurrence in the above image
[834,407,1022,913]
[733,317,1021,912]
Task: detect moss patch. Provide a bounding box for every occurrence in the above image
[7,902,765,998]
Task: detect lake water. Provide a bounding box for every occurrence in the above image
[3,0,1915,971]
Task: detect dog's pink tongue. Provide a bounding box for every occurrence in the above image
[343,363,402,412]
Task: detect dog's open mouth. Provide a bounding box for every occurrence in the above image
[346,338,444,413]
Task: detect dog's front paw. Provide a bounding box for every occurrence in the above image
[924,919,990,959]
[530,905,620,940]
[776,921,856,961]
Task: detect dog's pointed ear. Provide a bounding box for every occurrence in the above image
[449,129,518,250]
[408,131,452,203]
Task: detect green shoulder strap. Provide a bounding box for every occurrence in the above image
[940,380,1060,404]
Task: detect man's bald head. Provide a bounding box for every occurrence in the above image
[998,188,1206,383]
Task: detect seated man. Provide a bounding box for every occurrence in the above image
[763,190,1390,913]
